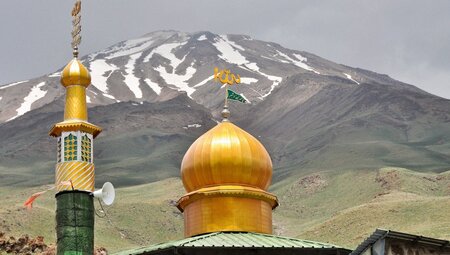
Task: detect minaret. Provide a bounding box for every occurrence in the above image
[49,1,101,254]
[177,107,278,237]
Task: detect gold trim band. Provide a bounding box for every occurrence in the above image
[177,185,278,211]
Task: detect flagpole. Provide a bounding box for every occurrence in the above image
[222,84,230,122]
[225,84,229,108]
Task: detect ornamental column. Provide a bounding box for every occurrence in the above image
[49,1,102,254]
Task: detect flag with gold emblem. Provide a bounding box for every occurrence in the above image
[227,89,248,104]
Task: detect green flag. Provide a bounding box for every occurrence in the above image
[227,89,248,104]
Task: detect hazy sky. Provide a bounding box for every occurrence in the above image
[0,0,449,98]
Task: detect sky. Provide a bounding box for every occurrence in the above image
[0,0,449,98]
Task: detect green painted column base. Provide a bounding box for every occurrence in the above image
[56,191,94,255]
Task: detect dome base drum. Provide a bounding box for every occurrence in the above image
[178,185,278,237]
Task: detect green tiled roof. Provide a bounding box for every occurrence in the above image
[115,232,344,255]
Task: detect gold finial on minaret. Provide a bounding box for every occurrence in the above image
[49,0,101,137]
[221,104,230,122]
[71,0,82,58]
[55,0,93,123]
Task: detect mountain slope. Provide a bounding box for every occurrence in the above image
[0,30,424,122]
[1,30,448,184]
[240,73,450,175]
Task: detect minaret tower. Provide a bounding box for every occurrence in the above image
[49,1,101,254]
[177,106,278,237]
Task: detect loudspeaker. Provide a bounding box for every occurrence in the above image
[92,182,115,205]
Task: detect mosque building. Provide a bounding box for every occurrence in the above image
[50,46,353,254]
[45,2,450,255]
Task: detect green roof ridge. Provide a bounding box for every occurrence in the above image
[114,232,345,255]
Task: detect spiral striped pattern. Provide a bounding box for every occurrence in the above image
[56,161,94,192]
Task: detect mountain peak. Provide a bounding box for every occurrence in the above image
[0,30,439,124]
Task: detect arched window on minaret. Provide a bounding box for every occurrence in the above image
[63,133,78,161]
[81,134,92,163]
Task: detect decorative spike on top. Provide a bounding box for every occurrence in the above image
[71,0,82,58]
[221,104,230,122]
[213,67,248,122]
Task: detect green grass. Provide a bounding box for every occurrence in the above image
[1,168,449,253]
[0,178,185,252]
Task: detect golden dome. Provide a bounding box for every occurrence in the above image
[61,58,91,87]
[181,122,273,192]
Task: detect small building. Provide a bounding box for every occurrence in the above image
[351,229,450,255]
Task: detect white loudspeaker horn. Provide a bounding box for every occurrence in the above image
[93,182,115,205]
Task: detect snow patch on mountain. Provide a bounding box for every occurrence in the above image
[212,36,283,98]
[48,72,61,78]
[276,51,320,74]
[240,77,258,84]
[197,35,207,41]
[183,123,202,129]
[90,59,119,100]
[210,35,284,98]
[144,78,162,95]
[124,53,144,98]
[213,36,247,65]
[8,82,47,121]
[86,95,92,103]
[261,55,289,63]
[193,76,214,88]
[344,73,360,85]
[0,80,29,90]
[155,64,196,97]
[244,63,282,99]
[144,41,187,64]
[145,41,198,97]
[225,36,245,51]
[104,37,154,59]
[293,53,307,62]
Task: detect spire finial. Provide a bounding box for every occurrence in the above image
[221,103,230,122]
[71,0,82,58]
[221,80,232,122]
[213,67,244,122]
[73,46,79,58]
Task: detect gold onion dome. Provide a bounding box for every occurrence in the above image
[61,58,91,87]
[49,56,101,138]
[178,120,278,237]
[181,122,273,192]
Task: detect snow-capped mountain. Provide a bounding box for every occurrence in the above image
[0,30,418,123]
[0,30,449,188]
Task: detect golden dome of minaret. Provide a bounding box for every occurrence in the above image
[177,106,278,237]
[61,57,91,87]
[181,121,273,192]
[49,48,101,138]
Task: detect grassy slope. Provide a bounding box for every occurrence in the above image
[0,178,185,252]
[0,168,449,253]
[287,167,450,247]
